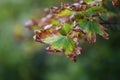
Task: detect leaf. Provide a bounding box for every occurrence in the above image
[78,19,102,33]
[44,35,62,44]
[34,28,76,55]
[75,12,84,20]
[57,9,73,17]
[98,13,108,21]
[33,26,60,43]
[86,6,106,17]
[60,23,74,35]
[45,35,76,55]
[45,34,82,62]
[85,0,102,3]
[78,19,108,42]
[51,19,60,26]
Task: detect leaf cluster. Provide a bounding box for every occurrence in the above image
[25,0,117,62]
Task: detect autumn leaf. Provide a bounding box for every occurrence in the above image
[57,9,73,17]
[60,23,74,35]
[86,6,106,17]
[78,19,108,42]
[45,35,76,54]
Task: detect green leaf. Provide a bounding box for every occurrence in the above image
[57,9,73,17]
[60,23,74,35]
[98,13,108,21]
[85,0,102,4]
[75,12,84,20]
[45,35,76,55]
[78,19,102,34]
[86,6,106,17]
[44,35,61,44]
[51,19,60,26]
[78,19,105,42]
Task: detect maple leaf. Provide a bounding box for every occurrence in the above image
[50,36,75,55]
[33,24,81,61]
[78,19,108,42]
[44,35,82,62]
[85,6,106,17]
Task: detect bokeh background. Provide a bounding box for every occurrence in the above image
[0,0,120,80]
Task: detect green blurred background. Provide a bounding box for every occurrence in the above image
[0,0,120,80]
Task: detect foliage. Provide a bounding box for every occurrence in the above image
[25,0,120,62]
